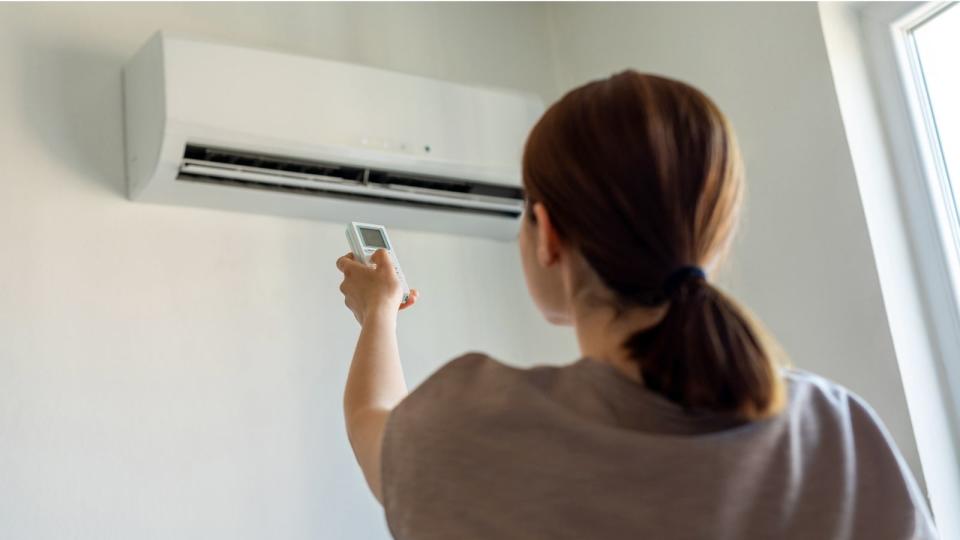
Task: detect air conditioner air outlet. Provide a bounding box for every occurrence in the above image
[177,144,525,219]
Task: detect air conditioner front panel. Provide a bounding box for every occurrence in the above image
[123,33,542,240]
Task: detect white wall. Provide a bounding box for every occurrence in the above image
[548,0,923,484]
[0,3,575,539]
[0,2,934,538]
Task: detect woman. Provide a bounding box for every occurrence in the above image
[335,72,937,539]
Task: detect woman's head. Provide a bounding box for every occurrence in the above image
[519,71,783,420]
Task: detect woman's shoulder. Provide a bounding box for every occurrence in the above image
[781,368,879,422]
[781,369,934,532]
[779,368,913,467]
[405,352,538,403]
[438,350,511,378]
[391,352,563,426]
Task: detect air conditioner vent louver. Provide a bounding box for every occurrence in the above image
[183,145,366,182]
[178,144,525,219]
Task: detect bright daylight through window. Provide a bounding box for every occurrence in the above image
[912,4,960,246]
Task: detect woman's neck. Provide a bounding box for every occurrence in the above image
[573,301,666,382]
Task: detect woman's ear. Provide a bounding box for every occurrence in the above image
[532,202,562,267]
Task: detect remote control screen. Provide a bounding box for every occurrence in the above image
[359,227,387,249]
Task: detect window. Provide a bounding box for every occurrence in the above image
[909,4,960,285]
[889,2,960,416]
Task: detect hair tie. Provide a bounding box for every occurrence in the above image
[663,266,706,295]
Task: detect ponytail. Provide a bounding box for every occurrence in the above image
[625,274,784,420]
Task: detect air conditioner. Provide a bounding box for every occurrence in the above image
[122,33,543,239]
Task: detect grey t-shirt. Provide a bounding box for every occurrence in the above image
[381,353,937,539]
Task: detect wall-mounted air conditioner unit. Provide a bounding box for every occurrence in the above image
[122,32,544,239]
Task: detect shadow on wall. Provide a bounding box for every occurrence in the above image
[18,37,128,197]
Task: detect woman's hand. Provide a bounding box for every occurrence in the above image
[336,249,419,325]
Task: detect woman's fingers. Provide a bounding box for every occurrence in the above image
[336,252,365,274]
[369,249,394,273]
[398,289,419,310]
[337,250,417,317]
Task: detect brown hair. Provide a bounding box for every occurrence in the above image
[522,71,784,420]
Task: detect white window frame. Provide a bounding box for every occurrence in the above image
[866,1,960,406]
[820,2,960,536]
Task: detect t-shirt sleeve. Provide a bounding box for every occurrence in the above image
[380,352,499,539]
[846,391,939,539]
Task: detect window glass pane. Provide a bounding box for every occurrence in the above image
[913,5,960,203]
